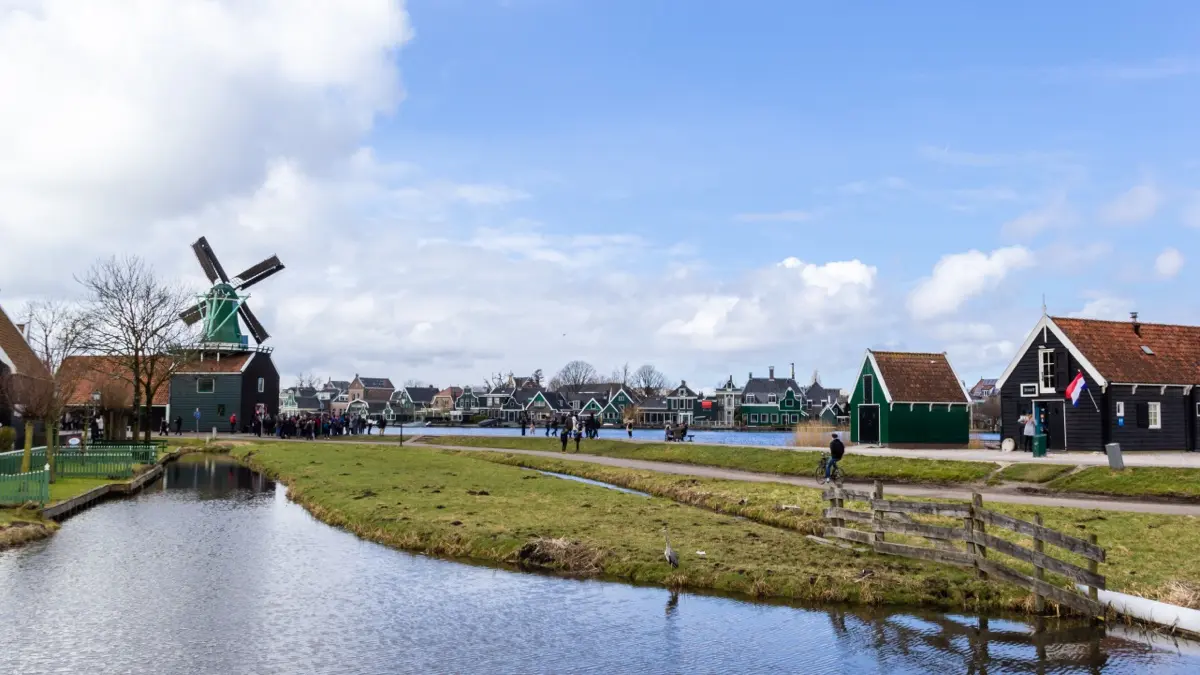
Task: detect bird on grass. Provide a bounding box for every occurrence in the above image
[662,526,679,568]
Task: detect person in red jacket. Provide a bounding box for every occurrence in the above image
[229,413,238,434]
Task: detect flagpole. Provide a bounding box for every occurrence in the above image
[1080,371,1100,413]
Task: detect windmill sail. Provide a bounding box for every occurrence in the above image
[192,237,229,283]
[234,255,285,290]
[239,304,270,343]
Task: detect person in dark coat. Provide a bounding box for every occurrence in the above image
[174,416,183,435]
[559,427,569,452]
[825,432,845,484]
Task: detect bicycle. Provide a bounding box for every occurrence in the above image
[815,452,845,486]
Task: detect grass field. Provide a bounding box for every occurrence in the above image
[419,436,998,484]
[231,440,1023,611]
[456,450,1200,606]
[993,463,1075,484]
[1049,467,1200,500]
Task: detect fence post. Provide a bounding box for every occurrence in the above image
[1088,533,1099,603]
[827,487,842,530]
[872,481,884,548]
[971,492,988,580]
[1033,513,1045,613]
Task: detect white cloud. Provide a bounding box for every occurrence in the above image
[1100,182,1162,224]
[1002,194,1075,238]
[1155,247,1185,278]
[733,210,813,223]
[1069,294,1131,321]
[658,259,878,352]
[907,247,1035,320]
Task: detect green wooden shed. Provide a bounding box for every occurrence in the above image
[849,350,972,447]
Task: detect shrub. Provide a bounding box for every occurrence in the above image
[0,426,15,451]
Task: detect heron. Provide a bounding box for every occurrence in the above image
[662,526,679,568]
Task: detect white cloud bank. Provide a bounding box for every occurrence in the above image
[1100,182,1162,224]
[907,247,1035,321]
[1155,247,1185,278]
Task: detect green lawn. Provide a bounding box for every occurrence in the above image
[459,450,1200,606]
[993,463,1075,483]
[49,477,118,503]
[1049,467,1200,500]
[231,440,1020,611]
[419,435,998,484]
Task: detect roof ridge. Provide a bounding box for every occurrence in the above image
[1052,315,1200,330]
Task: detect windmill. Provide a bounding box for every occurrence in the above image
[180,236,285,346]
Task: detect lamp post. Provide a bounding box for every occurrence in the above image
[88,391,100,449]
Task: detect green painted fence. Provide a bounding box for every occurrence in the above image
[0,467,50,506]
[0,445,152,478]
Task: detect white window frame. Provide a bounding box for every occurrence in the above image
[770,414,779,424]
[768,393,777,404]
[1020,383,1038,398]
[1148,402,1162,430]
[749,414,759,423]
[862,375,874,405]
[197,377,215,394]
[1038,349,1056,393]
[257,377,265,393]
[1115,401,1125,417]
[1196,402,1200,417]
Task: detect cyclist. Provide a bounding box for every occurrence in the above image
[824,432,845,484]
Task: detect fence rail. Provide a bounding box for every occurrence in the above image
[822,483,1106,617]
[1,446,152,479]
[0,467,50,506]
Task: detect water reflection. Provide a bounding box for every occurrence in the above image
[160,454,275,498]
[0,458,1197,674]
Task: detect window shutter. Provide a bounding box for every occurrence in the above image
[1055,350,1069,389]
[1136,402,1150,429]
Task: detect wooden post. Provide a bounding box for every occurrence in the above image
[872,481,884,548]
[828,488,842,530]
[971,492,988,580]
[1088,533,1100,603]
[1033,513,1045,613]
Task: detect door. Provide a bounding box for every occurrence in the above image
[859,405,880,444]
[1036,401,1066,450]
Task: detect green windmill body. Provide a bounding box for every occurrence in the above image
[180,237,285,347]
[200,283,244,345]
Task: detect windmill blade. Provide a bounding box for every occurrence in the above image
[192,236,229,283]
[234,255,285,290]
[239,303,270,343]
[179,303,205,325]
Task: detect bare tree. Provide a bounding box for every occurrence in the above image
[483,372,511,391]
[78,256,197,442]
[549,360,599,393]
[609,363,632,386]
[404,378,431,388]
[530,368,544,387]
[631,364,668,398]
[294,372,320,389]
[19,301,89,476]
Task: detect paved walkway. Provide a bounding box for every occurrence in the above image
[415,440,1200,517]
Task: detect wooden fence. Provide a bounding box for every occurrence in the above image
[0,467,50,506]
[0,446,154,479]
[823,482,1106,617]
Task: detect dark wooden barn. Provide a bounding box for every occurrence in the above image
[169,348,279,433]
[996,313,1200,452]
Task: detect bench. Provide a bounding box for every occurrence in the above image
[685,434,694,442]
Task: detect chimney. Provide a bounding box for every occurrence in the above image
[1131,312,1141,336]
[769,366,775,380]
[790,362,795,380]
[749,371,753,381]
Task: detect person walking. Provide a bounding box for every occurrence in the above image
[626,420,633,438]
[174,415,183,436]
[229,413,238,434]
[159,417,169,437]
[559,426,569,452]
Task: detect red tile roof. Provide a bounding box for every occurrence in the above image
[174,353,253,374]
[58,356,170,407]
[1052,317,1200,385]
[0,304,51,379]
[870,351,968,404]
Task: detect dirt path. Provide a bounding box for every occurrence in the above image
[416,441,1200,517]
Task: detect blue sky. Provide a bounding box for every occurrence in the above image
[3,0,1197,390]
[381,0,1198,289]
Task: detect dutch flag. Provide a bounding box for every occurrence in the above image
[1065,372,1087,407]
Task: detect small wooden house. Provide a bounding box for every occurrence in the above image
[849,350,972,446]
[996,313,1200,451]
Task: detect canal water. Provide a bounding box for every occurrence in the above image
[388,425,1002,447]
[1,456,1196,674]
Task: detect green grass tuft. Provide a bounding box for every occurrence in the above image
[994,463,1075,483]
[1049,466,1200,500]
